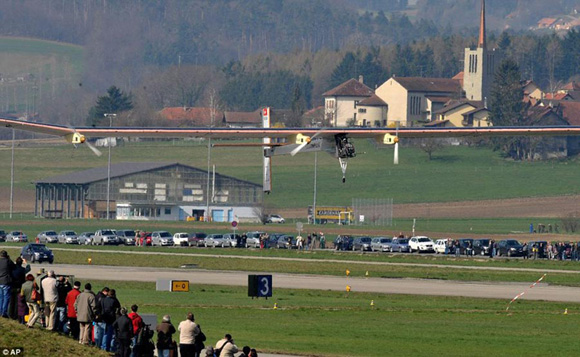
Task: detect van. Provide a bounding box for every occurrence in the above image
[434,239,449,254]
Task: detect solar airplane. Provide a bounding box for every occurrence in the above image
[2,107,580,192]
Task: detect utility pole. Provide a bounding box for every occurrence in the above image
[104,113,117,220]
[312,151,318,225]
[9,129,15,219]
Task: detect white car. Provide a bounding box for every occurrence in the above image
[266,214,285,224]
[409,236,434,253]
[434,239,450,254]
[173,232,191,246]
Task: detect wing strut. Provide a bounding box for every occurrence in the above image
[339,157,348,183]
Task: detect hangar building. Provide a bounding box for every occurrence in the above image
[34,162,262,222]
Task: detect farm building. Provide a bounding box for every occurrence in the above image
[34,162,262,222]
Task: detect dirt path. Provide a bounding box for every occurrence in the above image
[279,195,580,219]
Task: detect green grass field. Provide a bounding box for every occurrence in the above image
[0,214,563,236]
[0,36,83,112]
[2,281,579,356]
[2,140,580,210]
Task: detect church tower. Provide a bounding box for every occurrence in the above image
[463,0,502,102]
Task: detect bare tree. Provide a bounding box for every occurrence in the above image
[417,138,444,160]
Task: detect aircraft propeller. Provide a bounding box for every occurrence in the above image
[290,130,323,156]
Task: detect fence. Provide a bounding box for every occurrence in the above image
[351,198,393,226]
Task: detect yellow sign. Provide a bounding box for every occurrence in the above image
[171,280,189,292]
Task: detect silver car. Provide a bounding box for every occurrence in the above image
[245,231,265,248]
[7,231,27,242]
[223,233,241,247]
[371,237,393,252]
[58,230,79,244]
[93,229,119,245]
[204,234,226,248]
[151,231,174,246]
[390,238,410,253]
[37,230,59,244]
[78,232,94,245]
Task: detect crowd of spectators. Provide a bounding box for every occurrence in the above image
[0,249,259,357]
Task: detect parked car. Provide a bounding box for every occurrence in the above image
[152,231,174,246]
[276,235,297,249]
[408,236,434,253]
[7,231,27,242]
[370,237,393,252]
[189,232,207,247]
[352,236,372,251]
[0,230,6,242]
[204,234,227,248]
[497,239,525,257]
[78,232,94,245]
[93,229,119,245]
[245,232,265,248]
[391,238,410,253]
[223,233,242,247]
[457,238,475,256]
[173,232,191,246]
[473,239,492,256]
[58,230,78,244]
[266,214,285,224]
[21,243,53,264]
[334,235,354,250]
[138,232,152,246]
[37,230,59,244]
[434,239,450,254]
[266,233,285,248]
[117,229,137,245]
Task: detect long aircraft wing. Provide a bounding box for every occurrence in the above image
[3,117,580,139]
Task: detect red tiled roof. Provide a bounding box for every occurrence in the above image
[159,107,224,126]
[544,93,569,101]
[434,100,483,115]
[358,94,387,107]
[303,106,324,117]
[538,18,557,27]
[394,77,462,93]
[323,78,374,97]
[562,81,580,91]
[462,107,489,117]
[559,102,580,125]
[224,110,261,124]
[424,119,449,127]
[425,96,453,103]
[452,72,464,87]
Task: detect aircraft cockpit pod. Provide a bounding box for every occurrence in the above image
[335,134,356,159]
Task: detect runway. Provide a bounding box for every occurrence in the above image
[39,263,580,303]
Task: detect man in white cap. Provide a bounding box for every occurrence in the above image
[41,270,58,330]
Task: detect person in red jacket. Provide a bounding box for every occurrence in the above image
[128,304,144,356]
[65,281,82,340]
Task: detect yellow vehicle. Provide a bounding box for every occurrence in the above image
[308,206,353,224]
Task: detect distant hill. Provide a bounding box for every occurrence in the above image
[0,37,83,115]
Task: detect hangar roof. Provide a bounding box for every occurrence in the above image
[36,162,260,187]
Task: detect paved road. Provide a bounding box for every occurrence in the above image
[37,263,580,303]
